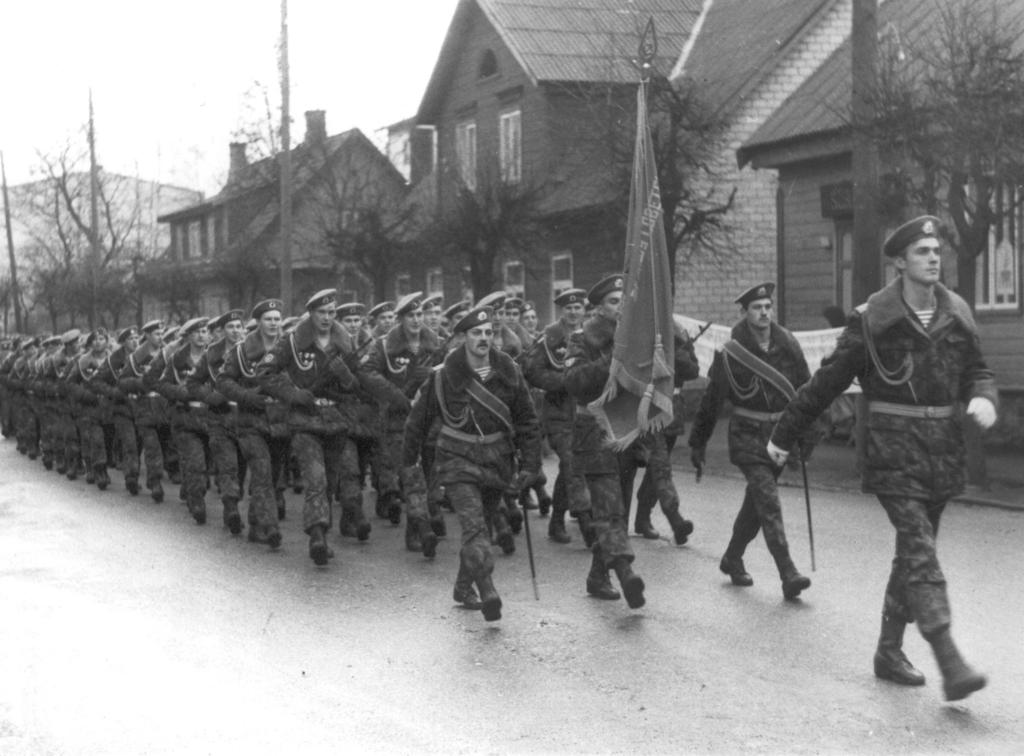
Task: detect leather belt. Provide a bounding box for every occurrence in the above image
[440,426,506,444]
[868,401,954,419]
[733,407,783,422]
[314,398,337,407]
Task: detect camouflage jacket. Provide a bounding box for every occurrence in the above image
[403,345,541,489]
[362,324,443,414]
[772,279,997,499]
[563,312,622,473]
[522,317,579,429]
[689,319,811,467]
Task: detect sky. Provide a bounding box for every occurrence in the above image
[0,0,461,195]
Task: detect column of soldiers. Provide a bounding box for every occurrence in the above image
[0,217,996,701]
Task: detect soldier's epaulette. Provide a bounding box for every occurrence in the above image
[854,303,868,315]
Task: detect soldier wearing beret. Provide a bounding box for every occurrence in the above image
[768,216,995,702]
[218,299,288,548]
[523,287,589,544]
[688,283,813,601]
[362,291,446,555]
[93,327,143,494]
[8,338,41,458]
[188,310,246,533]
[256,289,365,566]
[403,304,542,621]
[54,330,85,480]
[563,274,646,609]
[64,329,113,489]
[33,336,63,469]
[367,301,396,340]
[420,294,447,340]
[155,317,213,525]
[441,301,471,334]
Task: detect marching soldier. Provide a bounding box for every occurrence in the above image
[564,274,646,609]
[768,216,995,701]
[120,320,173,502]
[523,288,588,544]
[35,335,63,469]
[421,293,447,339]
[156,317,212,525]
[65,329,113,489]
[189,309,246,533]
[362,291,444,555]
[9,337,41,458]
[367,301,396,340]
[54,330,84,480]
[688,283,813,600]
[218,299,288,549]
[95,327,142,493]
[441,301,470,335]
[256,289,364,566]
[403,303,542,621]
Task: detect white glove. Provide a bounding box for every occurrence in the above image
[967,397,997,429]
[766,440,790,467]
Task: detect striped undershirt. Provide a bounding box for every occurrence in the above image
[915,309,934,328]
[473,366,492,381]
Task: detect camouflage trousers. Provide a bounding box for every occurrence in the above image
[236,427,282,535]
[292,431,344,534]
[726,463,795,577]
[446,481,504,580]
[328,435,366,527]
[583,472,634,568]
[113,414,140,485]
[626,432,682,523]
[175,427,210,512]
[376,427,402,501]
[76,415,107,472]
[207,420,242,505]
[878,494,951,637]
[18,401,40,457]
[547,427,588,517]
[139,423,177,487]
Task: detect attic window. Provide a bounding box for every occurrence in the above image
[478,49,498,79]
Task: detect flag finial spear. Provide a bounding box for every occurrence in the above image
[638,17,657,82]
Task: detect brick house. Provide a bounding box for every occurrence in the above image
[398,0,854,327]
[738,0,1024,435]
[153,111,409,320]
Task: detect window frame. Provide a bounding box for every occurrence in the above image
[499,109,522,184]
[503,259,525,298]
[551,252,574,301]
[976,183,1022,312]
[454,120,477,191]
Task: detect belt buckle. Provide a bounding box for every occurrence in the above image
[924,406,936,418]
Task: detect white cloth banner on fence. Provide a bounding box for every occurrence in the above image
[676,315,861,394]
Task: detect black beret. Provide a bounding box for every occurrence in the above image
[420,293,444,311]
[883,215,941,258]
[40,335,60,348]
[22,336,41,350]
[554,288,587,307]
[117,327,139,344]
[163,326,180,343]
[475,291,507,311]
[503,296,524,312]
[394,291,424,317]
[443,301,470,321]
[452,305,494,334]
[735,282,775,308]
[61,328,82,345]
[85,328,109,347]
[367,301,395,319]
[251,299,284,321]
[336,302,366,319]
[179,317,208,336]
[210,309,245,330]
[141,319,163,334]
[305,288,338,311]
[587,274,624,306]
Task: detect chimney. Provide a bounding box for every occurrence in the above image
[228,142,247,184]
[304,110,327,146]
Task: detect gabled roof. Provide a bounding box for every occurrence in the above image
[675,0,839,115]
[734,0,1018,167]
[418,0,703,122]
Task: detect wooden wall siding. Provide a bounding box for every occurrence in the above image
[979,319,1024,390]
[779,157,852,329]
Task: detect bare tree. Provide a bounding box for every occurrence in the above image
[865,0,1024,306]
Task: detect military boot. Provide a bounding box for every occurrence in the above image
[927,628,987,701]
[453,564,482,609]
[586,551,620,600]
[338,508,357,538]
[547,508,571,544]
[492,510,516,555]
[222,496,243,535]
[404,517,423,553]
[125,476,140,496]
[429,512,447,538]
[519,488,537,510]
[633,505,660,540]
[719,554,754,586]
[150,480,165,503]
[612,558,646,609]
[385,492,403,525]
[873,613,926,686]
[308,525,329,566]
[85,466,96,485]
[354,510,372,542]
[506,500,524,535]
[418,517,438,559]
[537,490,553,518]
[781,563,811,600]
[189,498,207,526]
[475,574,503,622]
[666,510,694,545]
[93,464,110,491]
[42,454,54,470]
[275,489,286,520]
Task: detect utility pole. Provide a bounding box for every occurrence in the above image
[88,90,102,328]
[851,0,880,306]
[279,0,293,312]
[1,151,24,332]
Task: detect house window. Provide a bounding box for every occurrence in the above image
[455,121,477,191]
[834,223,853,312]
[551,253,573,300]
[503,260,525,298]
[205,214,216,256]
[426,267,444,297]
[395,273,412,298]
[977,184,1021,311]
[174,224,186,260]
[460,266,474,303]
[188,221,201,260]
[478,49,498,79]
[499,109,521,184]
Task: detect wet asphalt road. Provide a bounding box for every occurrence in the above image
[1,443,1022,755]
